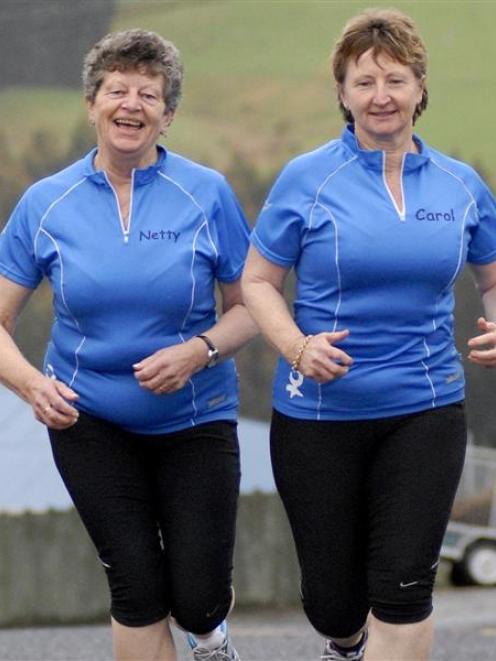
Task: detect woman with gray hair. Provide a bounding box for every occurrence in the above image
[0,29,255,661]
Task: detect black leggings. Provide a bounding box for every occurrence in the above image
[271,403,466,638]
[49,412,240,632]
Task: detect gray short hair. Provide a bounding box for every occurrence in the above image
[82,28,183,112]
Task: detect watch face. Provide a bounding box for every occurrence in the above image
[207,348,219,367]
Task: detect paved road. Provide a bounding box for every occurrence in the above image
[0,587,494,660]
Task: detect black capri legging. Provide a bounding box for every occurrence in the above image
[49,412,240,632]
[271,403,467,638]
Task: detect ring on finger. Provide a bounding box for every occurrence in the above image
[43,404,52,413]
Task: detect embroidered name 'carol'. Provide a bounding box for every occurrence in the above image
[415,208,455,222]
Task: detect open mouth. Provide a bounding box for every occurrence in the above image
[370,110,397,119]
[114,118,144,129]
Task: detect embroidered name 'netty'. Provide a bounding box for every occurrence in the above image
[139,230,180,242]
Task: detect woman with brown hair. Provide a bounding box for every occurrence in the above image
[243,8,496,660]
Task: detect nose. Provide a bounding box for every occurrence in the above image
[372,82,391,106]
[121,91,142,111]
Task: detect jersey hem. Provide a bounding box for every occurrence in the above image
[97,409,239,435]
[273,392,465,422]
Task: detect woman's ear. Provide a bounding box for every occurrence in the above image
[160,110,175,136]
[337,83,348,110]
[86,100,95,126]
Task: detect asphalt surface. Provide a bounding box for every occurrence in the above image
[0,587,494,660]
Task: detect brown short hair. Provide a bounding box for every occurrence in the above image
[331,8,428,124]
[82,29,183,112]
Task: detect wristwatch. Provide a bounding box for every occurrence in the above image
[196,334,220,368]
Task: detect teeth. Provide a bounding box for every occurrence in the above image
[115,119,142,128]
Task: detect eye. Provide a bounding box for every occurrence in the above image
[356,80,373,88]
[141,92,160,104]
[107,89,125,98]
[388,78,405,86]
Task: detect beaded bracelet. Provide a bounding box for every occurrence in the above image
[291,334,313,372]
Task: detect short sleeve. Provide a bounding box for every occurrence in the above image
[250,165,305,268]
[467,176,496,265]
[0,194,43,289]
[213,176,250,282]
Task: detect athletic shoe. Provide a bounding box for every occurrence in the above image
[320,629,367,660]
[187,620,240,660]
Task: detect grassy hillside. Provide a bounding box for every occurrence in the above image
[2,0,496,180]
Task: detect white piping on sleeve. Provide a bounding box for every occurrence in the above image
[32,177,88,386]
[430,159,477,207]
[35,228,86,386]
[308,156,357,230]
[35,178,87,234]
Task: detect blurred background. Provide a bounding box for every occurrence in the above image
[1,0,496,628]
[1,0,496,432]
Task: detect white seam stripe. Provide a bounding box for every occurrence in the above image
[422,339,436,407]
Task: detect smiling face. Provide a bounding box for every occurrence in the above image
[87,68,174,169]
[339,48,424,149]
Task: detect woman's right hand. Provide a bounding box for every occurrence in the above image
[290,330,353,384]
[27,375,79,430]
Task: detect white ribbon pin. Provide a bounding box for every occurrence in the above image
[286,370,304,398]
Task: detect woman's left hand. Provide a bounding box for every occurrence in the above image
[133,339,207,394]
[467,316,496,367]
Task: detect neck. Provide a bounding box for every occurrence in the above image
[355,127,417,174]
[94,147,158,185]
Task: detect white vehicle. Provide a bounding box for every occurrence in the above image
[442,442,496,586]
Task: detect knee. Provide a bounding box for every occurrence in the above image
[301,586,368,638]
[173,586,233,634]
[104,558,170,627]
[369,567,435,624]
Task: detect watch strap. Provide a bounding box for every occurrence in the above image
[196,334,219,367]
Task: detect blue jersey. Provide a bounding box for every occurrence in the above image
[0,147,250,433]
[251,125,496,420]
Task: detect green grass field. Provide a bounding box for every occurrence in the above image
[2,0,496,177]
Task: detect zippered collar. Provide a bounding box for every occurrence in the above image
[82,145,167,186]
[341,124,430,173]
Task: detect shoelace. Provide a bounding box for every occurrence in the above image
[320,638,365,661]
[193,638,238,661]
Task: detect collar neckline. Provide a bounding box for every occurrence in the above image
[341,124,430,172]
[83,145,167,185]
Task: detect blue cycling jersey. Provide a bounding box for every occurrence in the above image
[251,125,496,420]
[0,147,250,433]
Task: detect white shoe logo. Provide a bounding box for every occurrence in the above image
[286,370,304,398]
